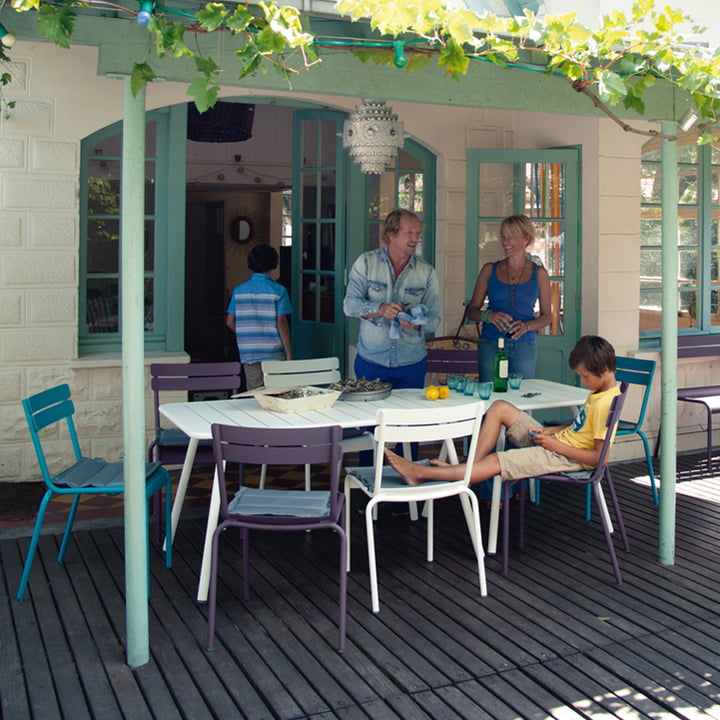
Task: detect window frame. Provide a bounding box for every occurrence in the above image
[640,132,720,341]
[78,106,185,355]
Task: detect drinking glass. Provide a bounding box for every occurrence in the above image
[464,378,476,396]
[477,381,493,400]
[455,375,466,393]
[509,372,523,390]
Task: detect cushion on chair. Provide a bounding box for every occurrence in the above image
[155,427,191,447]
[55,457,164,488]
[616,420,639,433]
[228,486,331,517]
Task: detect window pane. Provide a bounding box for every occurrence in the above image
[319,275,335,323]
[679,166,698,204]
[524,162,565,219]
[478,162,516,217]
[679,217,698,246]
[145,219,155,272]
[302,222,317,270]
[145,161,156,214]
[87,218,119,273]
[533,221,564,276]
[641,164,661,203]
[639,288,662,331]
[640,248,662,281]
[679,290,697,328]
[712,289,720,327]
[86,279,119,333]
[641,217,662,246]
[679,250,698,285]
[144,278,154,331]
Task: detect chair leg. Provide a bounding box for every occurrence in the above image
[58,494,82,563]
[164,478,173,568]
[603,470,629,552]
[585,485,592,522]
[365,498,381,613]
[592,482,624,584]
[344,484,353,572]
[637,430,658,505]
[458,491,487,596]
[17,490,54,600]
[336,521,348,652]
[242,527,251,600]
[502,481,512,574]
[206,526,223,651]
[426,499,434,562]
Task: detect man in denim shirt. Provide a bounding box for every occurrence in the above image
[343,209,441,388]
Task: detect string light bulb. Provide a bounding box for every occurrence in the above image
[392,41,407,69]
[136,1,154,26]
[0,23,17,49]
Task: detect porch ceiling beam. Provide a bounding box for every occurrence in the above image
[6,9,682,120]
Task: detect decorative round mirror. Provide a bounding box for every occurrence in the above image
[230,216,254,245]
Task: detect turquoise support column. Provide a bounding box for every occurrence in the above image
[659,121,678,565]
[121,77,149,667]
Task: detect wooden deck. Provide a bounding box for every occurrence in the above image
[3,450,720,719]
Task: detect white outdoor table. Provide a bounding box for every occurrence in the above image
[160,378,587,601]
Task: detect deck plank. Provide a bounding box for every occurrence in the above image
[3,451,720,719]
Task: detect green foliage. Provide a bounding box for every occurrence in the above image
[36,4,74,48]
[130,62,156,97]
[5,0,720,135]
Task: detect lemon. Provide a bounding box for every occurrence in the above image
[438,385,450,399]
[425,385,440,401]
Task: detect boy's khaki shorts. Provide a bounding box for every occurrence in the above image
[496,410,585,481]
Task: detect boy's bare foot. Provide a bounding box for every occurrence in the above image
[384,448,424,486]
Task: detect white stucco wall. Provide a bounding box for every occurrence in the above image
[0,38,716,482]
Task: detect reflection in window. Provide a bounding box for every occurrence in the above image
[641,131,720,333]
[82,122,159,338]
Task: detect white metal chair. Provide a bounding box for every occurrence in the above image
[344,402,487,613]
[259,357,374,490]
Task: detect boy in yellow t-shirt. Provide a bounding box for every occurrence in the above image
[386,335,620,487]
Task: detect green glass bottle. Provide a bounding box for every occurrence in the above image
[493,337,509,392]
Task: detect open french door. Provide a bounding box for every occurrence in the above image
[466,148,581,386]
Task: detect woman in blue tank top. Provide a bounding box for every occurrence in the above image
[467,215,553,382]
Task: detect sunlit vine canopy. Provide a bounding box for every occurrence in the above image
[3,0,720,140]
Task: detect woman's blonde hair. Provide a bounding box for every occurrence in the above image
[500,214,536,245]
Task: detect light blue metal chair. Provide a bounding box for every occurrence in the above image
[17,383,172,600]
[583,357,658,519]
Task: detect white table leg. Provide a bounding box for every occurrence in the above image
[487,427,506,555]
[197,465,221,602]
[163,437,199,552]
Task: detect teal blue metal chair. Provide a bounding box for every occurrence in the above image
[583,356,658,520]
[17,383,172,600]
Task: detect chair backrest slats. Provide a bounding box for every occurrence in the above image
[22,383,83,484]
[211,423,343,517]
[615,356,655,428]
[150,361,241,427]
[594,382,629,472]
[373,403,485,492]
[261,357,341,389]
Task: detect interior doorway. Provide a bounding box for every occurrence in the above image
[184,101,294,363]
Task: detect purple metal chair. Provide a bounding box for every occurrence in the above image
[206,423,347,652]
[501,382,630,584]
[148,361,241,467]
